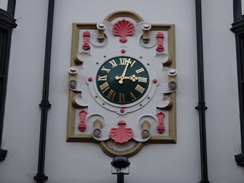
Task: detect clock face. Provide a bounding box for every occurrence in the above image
[96,56,149,105]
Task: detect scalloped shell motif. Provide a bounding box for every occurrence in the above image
[110,121,133,143]
[113,19,135,43]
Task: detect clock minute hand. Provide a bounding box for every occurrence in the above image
[116,60,131,84]
[120,60,131,77]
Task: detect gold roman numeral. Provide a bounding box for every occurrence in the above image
[101,66,111,73]
[98,75,107,81]
[130,60,136,67]
[109,59,118,68]
[135,84,145,94]
[138,77,147,83]
[130,92,137,100]
[119,58,127,65]
[135,68,145,74]
[119,93,125,102]
[107,89,116,100]
[99,82,109,92]
[119,58,131,65]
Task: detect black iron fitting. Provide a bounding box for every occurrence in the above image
[200,180,210,183]
[39,100,51,109]
[34,173,48,181]
[0,149,8,161]
[195,103,208,111]
[235,154,244,166]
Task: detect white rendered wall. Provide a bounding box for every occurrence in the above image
[0,0,8,11]
[0,0,49,182]
[202,0,243,182]
[0,0,243,183]
[242,0,244,15]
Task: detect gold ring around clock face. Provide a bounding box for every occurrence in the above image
[96,56,149,105]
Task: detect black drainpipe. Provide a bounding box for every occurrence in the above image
[231,0,244,166]
[195,0,210,183]
[34,0,55,182]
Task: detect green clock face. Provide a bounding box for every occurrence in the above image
[96,56,149,105]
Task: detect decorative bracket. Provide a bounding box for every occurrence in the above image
[142,24,151,43]
[97,23,106,42]
[93,119,102,138]
[141,120,150,139]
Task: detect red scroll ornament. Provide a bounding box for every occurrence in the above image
[110,121,133,143]
[113,19,135,43]
[156,32,164,52]
[82,31,90,50]
[78,110,87,132]
[157,112,165,134]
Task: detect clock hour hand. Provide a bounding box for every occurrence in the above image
[124,75,139,82]
[115,74,139,82]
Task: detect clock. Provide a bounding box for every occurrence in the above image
[67,11,177,157]
[96,56,149,105]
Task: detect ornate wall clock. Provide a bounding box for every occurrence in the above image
[96,56,149,105]
[67,11,177,157]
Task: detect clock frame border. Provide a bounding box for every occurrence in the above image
[66,11,176,157]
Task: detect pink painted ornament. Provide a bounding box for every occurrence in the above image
[121,49,126,53]
[110,121,133,143]
[113,19,135,43]
[82,31,91,50]
[156,32,164,52]
[120,108,125,113]
[157,112,165,134]
[152,79,158,84]
[78,110,87,132]
[88,77,93,82]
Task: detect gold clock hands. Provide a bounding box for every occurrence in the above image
[115,60,131,84]
[116,75,139,82]
[124,75,139,82]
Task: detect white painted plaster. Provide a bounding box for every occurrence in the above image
[0,0,8,11]
[0,0,243,183]
[242,0,244,15]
